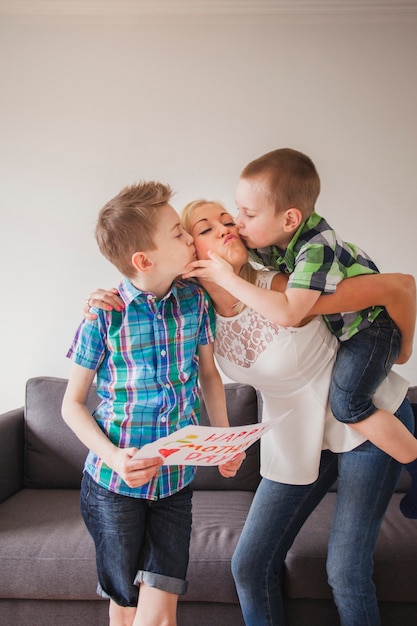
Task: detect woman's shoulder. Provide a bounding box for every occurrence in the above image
[255,269,284,291]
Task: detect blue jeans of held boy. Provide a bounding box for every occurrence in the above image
[231,398,414,626]
[330,309,401,423]
[80,473,193,607]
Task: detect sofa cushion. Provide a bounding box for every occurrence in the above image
[0,487,252,605]
[24,377,99,489]
[184,490,254,603]
[406,387,417,404]
[0,489,99,600]
[192,383,261,492]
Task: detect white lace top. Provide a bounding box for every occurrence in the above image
[215,270,409,484]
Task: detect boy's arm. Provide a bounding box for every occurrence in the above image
[311,273,416,363]
[184,253,320,326]
[197,343,245,476]
[62,363,162,487]
[197,343,229,427]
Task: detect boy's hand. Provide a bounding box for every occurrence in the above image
[183,251,234,287]
[109,447,163,488]
[218,452,246,478]
[83,288,124,320]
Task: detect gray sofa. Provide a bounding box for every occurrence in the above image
[0,377,416,626]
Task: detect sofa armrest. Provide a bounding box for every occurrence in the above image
[407,386,417,404]
[0,407,24,503]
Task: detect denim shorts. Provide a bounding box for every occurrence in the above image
[80,473,193,607]
[330,309,401,424]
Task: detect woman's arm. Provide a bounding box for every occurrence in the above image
[83,288,124,320]
[84,273,416,363]
[311,273,416,363]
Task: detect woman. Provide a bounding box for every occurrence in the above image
[86,200,415,626]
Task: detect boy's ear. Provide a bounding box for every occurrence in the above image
[283,208,303,232]
[131,251,153,272]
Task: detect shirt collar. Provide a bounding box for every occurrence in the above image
[250,212,322,272]
[117,276,181,307]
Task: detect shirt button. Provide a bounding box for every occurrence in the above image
[157,314,162,320]
[165,383,170,389]
[161,416,167,423]
[161,350,166,357]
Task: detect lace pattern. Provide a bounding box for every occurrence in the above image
[215,271,280,368]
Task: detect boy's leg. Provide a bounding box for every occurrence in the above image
[80,474,146,608]
[349,408,417,463]
[330,310,401,426]
[330,312,417,516]
[109,601,136,626]
[109,589,178,626]
[134,586,178,626]
[82,477,192,624]
[133,485,192,625]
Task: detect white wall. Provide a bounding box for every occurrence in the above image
[1,8,416,412]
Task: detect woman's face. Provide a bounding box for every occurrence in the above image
[187,203,249,270]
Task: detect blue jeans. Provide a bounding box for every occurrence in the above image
[231,398,414,626]
[80,474,193,607]
[330,310,401,423]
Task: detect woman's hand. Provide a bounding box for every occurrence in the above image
[83,288,124,320]
[218,451,246,478]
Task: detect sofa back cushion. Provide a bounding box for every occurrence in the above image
[23,377,261,491]
[24,377,99,488]
[192,383,261,492]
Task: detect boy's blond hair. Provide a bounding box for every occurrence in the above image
[96,181,173,278]
[241,148,320,218]
[181,199,257,313]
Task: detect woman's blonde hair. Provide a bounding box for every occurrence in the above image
[181,199,258,313]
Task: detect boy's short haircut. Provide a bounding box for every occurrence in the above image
[96,181,173,278]
[241,148,320,218]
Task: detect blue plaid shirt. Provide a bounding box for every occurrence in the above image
[66,277,216,500]
[250,212,382,341]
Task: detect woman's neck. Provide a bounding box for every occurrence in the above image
[199,279,241,317]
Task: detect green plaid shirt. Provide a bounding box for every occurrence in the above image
[250,212,382,341]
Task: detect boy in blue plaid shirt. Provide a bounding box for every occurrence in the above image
[62,181,243,626]
[184,148,417,519]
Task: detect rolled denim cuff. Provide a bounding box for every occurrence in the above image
[135,569,188,596]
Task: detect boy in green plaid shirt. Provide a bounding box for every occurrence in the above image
[184,148,417,519]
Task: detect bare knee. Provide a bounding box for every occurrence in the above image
[134,584,179,626]
[109,600,136,626]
